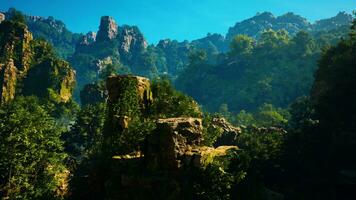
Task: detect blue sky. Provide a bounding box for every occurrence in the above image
[1,0,355,44]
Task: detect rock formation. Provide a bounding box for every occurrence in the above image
[118,25,148,56]
[106,75,152,112]
[0,12,5,23]
[96,16,118,42]
[0,20,33,103]
[212,117,241,147]
[104,75,153,149]
[145,117,237,170]
[79,31,96,45]
[0,19,75,104]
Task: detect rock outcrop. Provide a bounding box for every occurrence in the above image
[79,31,96,46]
[144,117,238,170]
[22,59,76,103]
[96,16,118,42]
[145,117,203,170]
[118,25,148,56]
[0,12,5,23]
[106,75,152,111]
[212,117,241,147]
[0,20,33,103]
[104,75,153,147]
[0,20,75,104]
[0,58,17,103]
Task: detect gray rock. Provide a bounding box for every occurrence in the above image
[96,16,118,41]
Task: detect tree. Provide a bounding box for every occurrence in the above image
[0,96,67,199]
[230,35,255,56]
[64,103,106,159]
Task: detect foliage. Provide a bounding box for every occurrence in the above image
[189,161,234,200]
[63,103,106,159]
[176,30,322,113]
[150,77,202,118]
[202,113,224,146]
[0,96,67,199]
[230,34,255,56]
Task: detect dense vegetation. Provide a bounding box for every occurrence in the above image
[0,9,355,200]
[176,27,349,113]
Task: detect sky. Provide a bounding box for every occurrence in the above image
[0,0,355,44]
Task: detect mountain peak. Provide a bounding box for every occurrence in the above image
[96,16,118,42]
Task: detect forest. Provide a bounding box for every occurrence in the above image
[0,6,355,200]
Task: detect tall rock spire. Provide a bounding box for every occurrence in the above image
[96,16,118,42]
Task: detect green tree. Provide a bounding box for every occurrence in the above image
[64,103,106,159]
[0,96,67,199]
[151,78,202,118]
[230,35,255,56]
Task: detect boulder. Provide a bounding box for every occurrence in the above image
[145,117,203,170]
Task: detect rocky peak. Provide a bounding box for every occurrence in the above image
[254,11,275,20]
[118,25,148,55]
[79,31,97,46]
[157,39,172,49]
[313,11,353,32]
[226,11,313,40]
[96,16,118,42]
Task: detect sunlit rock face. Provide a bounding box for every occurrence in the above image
[0,20,75,104]
[0,12,5,23]
[145,117,237,170]
[0,21,33,103]
[145,117,203,170]
[118,25,148,57]
[96,16,118,42]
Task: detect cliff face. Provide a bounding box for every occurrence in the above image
[0,20,33,103]
[22,59,75,103]
[0,19,75,104]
